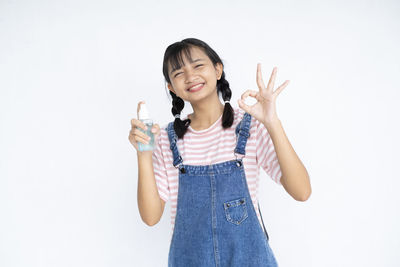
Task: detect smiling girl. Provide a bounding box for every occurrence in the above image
[129,38,311,266]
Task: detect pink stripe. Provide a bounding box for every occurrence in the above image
[169,184,178,190]
[186,128,233,140]
[181,154,257,162]
[160,194,168,202]
[256,139,267,164]
[264,144,274,164]
[161,139,257,150]
[158,186,169,195]
[270,159,280,180]
[247,180,257,185]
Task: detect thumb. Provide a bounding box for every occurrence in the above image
[151,124,160,135]
[238,99,251,113]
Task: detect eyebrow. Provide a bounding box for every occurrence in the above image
[169,58,205,75]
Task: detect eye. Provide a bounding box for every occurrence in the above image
[174,72,183,77]
[195,64,203,68]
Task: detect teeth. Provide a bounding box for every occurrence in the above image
[189,84,203,91]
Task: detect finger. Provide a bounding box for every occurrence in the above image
[237,99,251,113]
[128,134,139,149]
[131,118,147,130]
[137,100,146,118]
[266,67,277,92]
[152,124,161,138]
[151,124,160,133]
[128,128,151,146]
[132,128,151,141]
[273,80,290,98]
[134,135,150,145]
[241,90,263,102]
[256,63,266,92]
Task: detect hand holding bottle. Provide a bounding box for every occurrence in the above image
[129,101,160,153]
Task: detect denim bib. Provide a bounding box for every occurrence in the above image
[166,112,278,267]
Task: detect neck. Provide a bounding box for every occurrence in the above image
[189,95,225,129]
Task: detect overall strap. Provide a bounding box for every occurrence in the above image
[234,112,252,156]
[234,114,270,240]
[166,122,184,170]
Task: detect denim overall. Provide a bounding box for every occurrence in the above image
[166,112,278,267]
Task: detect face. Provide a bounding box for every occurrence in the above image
[167,46,223,103]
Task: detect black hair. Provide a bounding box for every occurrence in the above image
[162,38,234,139]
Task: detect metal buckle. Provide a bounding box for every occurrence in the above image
[234,152,244,166]
[173,155,183,168]
[174,162,186,173]
[173,155,185,173]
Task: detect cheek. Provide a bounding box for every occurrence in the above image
[206,73,218,84]
[205,70,218,80]
[171,81,187,95]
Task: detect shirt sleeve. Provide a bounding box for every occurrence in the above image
[255,118,282,185]
[152,127,170,202]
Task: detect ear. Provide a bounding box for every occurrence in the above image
[167,83,175,94]
[216,62,223,80]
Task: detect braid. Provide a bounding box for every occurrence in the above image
[217,71,234,128]
[170,91,191,139]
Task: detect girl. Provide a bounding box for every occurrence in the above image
[129,38,311,267]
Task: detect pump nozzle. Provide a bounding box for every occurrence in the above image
[138,102,151,120]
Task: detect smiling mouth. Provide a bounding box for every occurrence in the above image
[187,83,204,92]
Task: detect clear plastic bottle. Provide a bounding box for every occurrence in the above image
[137,102,155,151]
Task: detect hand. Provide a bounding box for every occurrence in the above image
[128,101,160,152]
[238,64,290,125]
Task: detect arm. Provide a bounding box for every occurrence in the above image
[130,102,166,226]
[137,151,166,226]
[264,119,311,201]
[238,64,311,201]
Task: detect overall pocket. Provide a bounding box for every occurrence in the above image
[223,197,248,225]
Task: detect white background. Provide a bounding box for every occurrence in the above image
[1,0,399,266]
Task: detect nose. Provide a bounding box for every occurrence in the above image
[184,68,198,83]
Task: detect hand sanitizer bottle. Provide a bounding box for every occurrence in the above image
[137,102,155,151]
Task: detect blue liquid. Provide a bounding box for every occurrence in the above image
[137,121,155,151]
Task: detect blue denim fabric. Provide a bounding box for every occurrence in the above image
[166,113,278,267]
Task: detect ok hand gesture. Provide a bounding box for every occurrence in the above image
[238,64,290,126]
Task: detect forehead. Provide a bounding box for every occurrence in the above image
[168,46,209,73]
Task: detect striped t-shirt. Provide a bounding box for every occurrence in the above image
[152,107,282,237]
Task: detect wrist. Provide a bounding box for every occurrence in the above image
[263,118,281,130]
[137,150,153,159]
